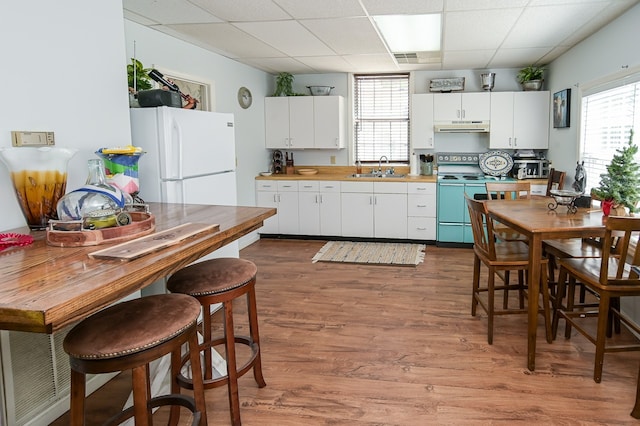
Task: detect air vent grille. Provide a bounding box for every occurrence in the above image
[393,51,441,64]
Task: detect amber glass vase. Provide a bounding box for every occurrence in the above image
[0,147,77,230]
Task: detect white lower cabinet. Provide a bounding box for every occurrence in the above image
[255,180,299,234]
[407,182,437,240]
[340,181,407,239]
[298,181,341,236]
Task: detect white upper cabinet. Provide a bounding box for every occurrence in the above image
[490,91,550,149]
[411,94,434,149]
[265,96,344,149]
[434,92,490,122]
[314,96,345,149]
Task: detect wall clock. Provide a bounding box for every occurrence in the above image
[237,86,252,109]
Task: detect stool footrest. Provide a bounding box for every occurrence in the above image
[104,394,202,426]
[177,335,260,389]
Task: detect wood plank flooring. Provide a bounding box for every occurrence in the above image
[51,239,640,425]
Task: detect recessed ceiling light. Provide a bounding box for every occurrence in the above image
[373,14,441,53]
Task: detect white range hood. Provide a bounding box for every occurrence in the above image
[434,121,490,133]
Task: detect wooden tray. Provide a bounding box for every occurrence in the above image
[89,222,219,261]
[46,212,156,247]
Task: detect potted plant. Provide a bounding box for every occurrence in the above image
[591,129,640,216]
[517,65,545,91]
[127,58,153,93]
[273,72,294,96]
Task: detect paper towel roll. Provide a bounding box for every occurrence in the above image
[410,153,419,176]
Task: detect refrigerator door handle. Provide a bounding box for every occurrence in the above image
[170,117,184,180]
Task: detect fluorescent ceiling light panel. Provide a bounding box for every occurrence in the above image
[373,14,441,52]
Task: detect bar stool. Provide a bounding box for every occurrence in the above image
[167,257,266,426]
[63,293,207,426]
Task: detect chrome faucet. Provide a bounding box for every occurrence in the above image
[378,156,389,174]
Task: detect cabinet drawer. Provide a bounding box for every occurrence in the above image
[408,194,436,217]
[298,181,319,192]
[408,182,436,195]
[319,181,341,192]
[256,181,277,191]
[408,217,436,240]
[277,181,298,192]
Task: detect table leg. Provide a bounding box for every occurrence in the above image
[528,234,542,371]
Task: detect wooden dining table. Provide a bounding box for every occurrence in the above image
[485,197,606,371]
[0,203,276,334]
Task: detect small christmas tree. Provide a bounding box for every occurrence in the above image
[591,129,640,213]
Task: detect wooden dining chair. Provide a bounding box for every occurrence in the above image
[466,196,552,344]
[552,216,640,383]
[485,181,531,243]
[546,168,566,196]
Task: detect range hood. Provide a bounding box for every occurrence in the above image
[434,121,490,133]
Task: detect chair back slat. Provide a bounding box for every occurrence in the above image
[485,182,531,200]
[546,168,566,196]
[466,195,496,260]
[599,216,640,284]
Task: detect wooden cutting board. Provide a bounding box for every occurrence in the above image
[88,222,219,261]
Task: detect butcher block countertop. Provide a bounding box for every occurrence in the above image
[0,203,276,334]
[255,166,438,183]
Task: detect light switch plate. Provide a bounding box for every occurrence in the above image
[11,131,55,147]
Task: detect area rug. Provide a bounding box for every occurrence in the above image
[312,241,426,266]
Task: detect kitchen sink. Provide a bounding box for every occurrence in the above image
[348,173,406,178]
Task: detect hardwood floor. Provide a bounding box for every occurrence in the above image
[51,239,640,425]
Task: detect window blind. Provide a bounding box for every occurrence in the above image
[581,81,640,194]
[354,74,409,164]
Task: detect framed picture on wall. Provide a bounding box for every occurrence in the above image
[152,67,214,111]
[553,88,571,128]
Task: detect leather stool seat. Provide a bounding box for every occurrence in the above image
[63,293,207,425]
[167,257,266,426]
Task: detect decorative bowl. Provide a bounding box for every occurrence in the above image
[548,189,581,213]
[259,172,273,176]
[307,86,334,96]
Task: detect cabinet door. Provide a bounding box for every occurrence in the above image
[319,192,341,236]
[265,97,290,148]
[289,97,314,149]
[411,94,434,149]
[374,193,408,239]
[298,191,320,235]
[489,92,515,149]
[461,93,490,121]
[341,192,374,237]
[314,96,344,149]
[255,190,279,233]
[433,93,462,121]
[277,191,299,234]
[513,91,549,149]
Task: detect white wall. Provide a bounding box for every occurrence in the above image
[546,2,640,188]
[0,0,131,231]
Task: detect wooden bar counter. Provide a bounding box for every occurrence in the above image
[0,203,276,334]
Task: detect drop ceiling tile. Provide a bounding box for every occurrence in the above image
[166,23,286,58]
[188,0,291,22]
[244,57,315,74]
[502,3,606,48]
[444,9,522,51]
[301,18,388,55]
[123,0,220,24]
[489,47,553,68]
[273,0,366,19]
[342,53,400,72]
[445,0,528,11]
[361,0,443,15]
[442,50,495,69]
[294,55,356,73]
[234,20,336,56]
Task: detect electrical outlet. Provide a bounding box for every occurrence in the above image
[330,155,336,164]
[12,131,55,147]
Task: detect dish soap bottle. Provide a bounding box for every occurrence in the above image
[356,160,362,174]
[57,159,128,221]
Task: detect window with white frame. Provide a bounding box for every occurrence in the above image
[580,77,640,195]
[353,73,410,165]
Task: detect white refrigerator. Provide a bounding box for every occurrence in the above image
[130,106,239,258]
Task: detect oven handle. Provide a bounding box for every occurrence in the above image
[438,183,465,187]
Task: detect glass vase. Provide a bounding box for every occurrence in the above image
[0,146,77,230]
[94,150,144,200]
[56,159,127,221]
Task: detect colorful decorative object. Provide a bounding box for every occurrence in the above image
[95,147,144,198]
